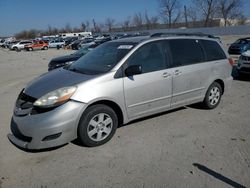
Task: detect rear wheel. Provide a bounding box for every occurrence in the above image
[29,47,33,51]
[78,104,118,147]
[203,82,222,109]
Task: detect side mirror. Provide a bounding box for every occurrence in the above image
[125,65,142,77]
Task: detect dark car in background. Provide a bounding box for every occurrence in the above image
[48,46,93,71]
[228,38,250,55]
[64,37,79,47]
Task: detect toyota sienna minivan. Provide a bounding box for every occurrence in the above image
[8,33,233,149]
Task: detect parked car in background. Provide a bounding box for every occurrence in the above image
[0,39,5,47]
[237,50,250,75]
[94,34,112,44]
[48,46,93,71]
[78,39,95,49]
[64,37,78,47]
[48,39,65,48]
[10,41,32,51]
[4,41,20,49]
[228,38,250,55]
[25,41,48,51]
[8,33,233,149]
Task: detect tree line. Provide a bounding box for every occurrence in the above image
[15,0,246,39]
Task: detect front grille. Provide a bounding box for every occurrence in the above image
[10,119,32,142]
[241,55,250,61]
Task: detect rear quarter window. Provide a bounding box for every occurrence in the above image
[201,40,227,61]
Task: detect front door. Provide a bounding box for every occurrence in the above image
[123,40,172,119]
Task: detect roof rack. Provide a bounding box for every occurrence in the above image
[150,32,218,39]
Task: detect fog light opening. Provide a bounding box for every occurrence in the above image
[42,132,62,141]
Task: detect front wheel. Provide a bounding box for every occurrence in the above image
[78,104,118,147]
[203,82,222,109]
[43,46,48,50]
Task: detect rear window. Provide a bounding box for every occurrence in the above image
[201,40,226,61]
[169,39,205,67]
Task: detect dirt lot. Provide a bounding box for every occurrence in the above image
[0,36,249,188]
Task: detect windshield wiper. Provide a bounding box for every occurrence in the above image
[68,68,86,74]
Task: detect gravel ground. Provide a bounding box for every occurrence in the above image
[0,37,249,188]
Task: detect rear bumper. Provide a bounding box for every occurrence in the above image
[8,100,86,150]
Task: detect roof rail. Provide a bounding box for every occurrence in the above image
[150,32,218,39]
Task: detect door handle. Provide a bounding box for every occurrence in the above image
[162,72,171,78]
[174,70,182,76]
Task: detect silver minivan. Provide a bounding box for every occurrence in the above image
[8,34,233,149]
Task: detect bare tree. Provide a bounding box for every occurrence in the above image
[92,19,98,32]
[133,12,144,30]
[122,17,131,31]
[105,18,115,32]
[185,5,198,26]
[47,25,53,35]
[80,22,86,31]
[92,19,102,33]
[192,0,218,27]
[150,16,159,28]
[238,14,247,25]
[65,23,72,33]
[85,20,90,31]
[144,11,159,29]
[159,0,181,28]
[217,0,242,26]
[144,11,151,29]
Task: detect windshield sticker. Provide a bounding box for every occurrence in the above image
[118,45,133,49]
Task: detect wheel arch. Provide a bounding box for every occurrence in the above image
[84,100,124,126]
[213,79,225,94]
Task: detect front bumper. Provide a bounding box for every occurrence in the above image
[237,60,250,74]
[8,100,86,150]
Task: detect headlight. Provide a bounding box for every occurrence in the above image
[34,86,77,108]
[65,61,74,65]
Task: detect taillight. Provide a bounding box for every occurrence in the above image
[228,58,234,66]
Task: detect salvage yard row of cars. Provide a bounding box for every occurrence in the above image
[0,33,143,51]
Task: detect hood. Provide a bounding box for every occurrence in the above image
[49,54,81,65]
[24,68,97,99]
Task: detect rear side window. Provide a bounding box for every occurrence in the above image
[168,39,204,67]
[201,40,227,61]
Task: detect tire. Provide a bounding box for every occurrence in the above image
[13,47,18,51]
[78,104,118,147]
[43,46,48,50]
[203,82,222,109]
[29,47,33,51]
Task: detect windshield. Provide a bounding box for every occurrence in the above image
[235,39,250,44]
[67,42,137,75]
